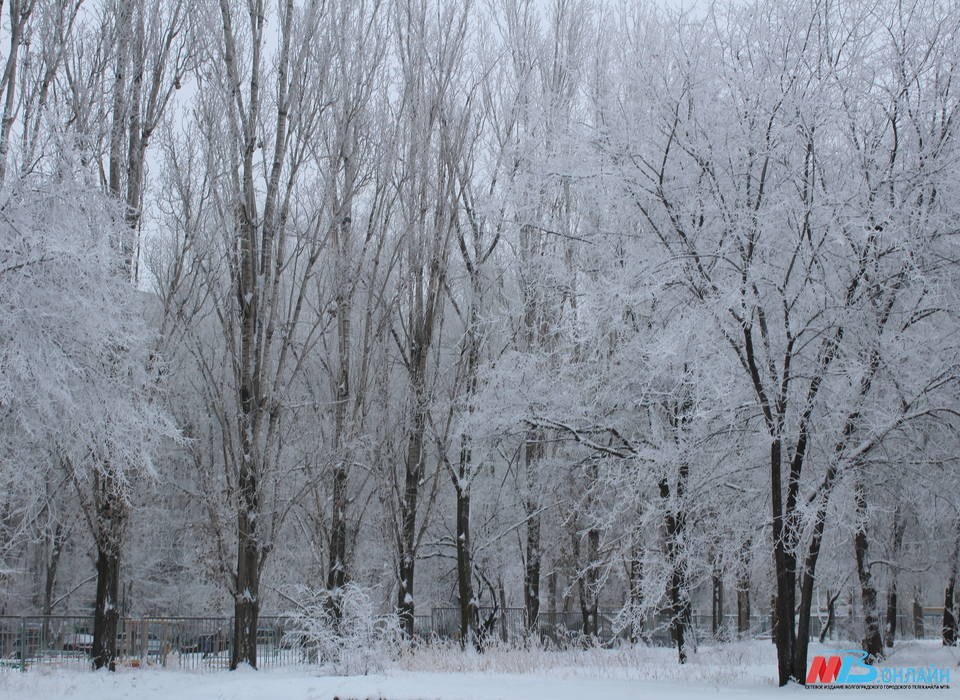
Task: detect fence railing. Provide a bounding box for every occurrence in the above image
[0,609,947,672]
[0,615,303,672]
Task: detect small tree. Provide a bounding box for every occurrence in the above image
[284,583,403,675]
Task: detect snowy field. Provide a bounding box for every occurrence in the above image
[2,640,958,700]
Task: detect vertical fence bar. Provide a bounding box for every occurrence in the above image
[18,618,25,672]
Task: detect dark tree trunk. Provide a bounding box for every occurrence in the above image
[628,542,643,643]
[42,523,66,617]
[91,477,124,672]
[659,460,690,664]
[41,523,67,650]
[885,506,904,647]
[548,569,557,618]
[942,581,957,646]
[736,540,751,638]
[523,431,542,635]
[524,513,541,632]
[573,527,599,639]
[793,505,826,680]
[519,219,545,638]
[91,544,120,670]
[397,384,427,638]
[667,564,689,663]
[327,205,354,622]
[325,341,350,610]
[791,446,850,683]
[231,110,264,669]
[523,510,541,635]
[586,528,600,637]
[770,595,777,644]
[326,463,348,600]
[231,468,260,669]
[885,586,898,648]
[769,328,876,685]
[912,591,924,639]
[737,586,750,638]
[819,590,840,644]
[455,487,478,648]
[498,578,508,644]
[853,478,884,662]
[712,568,725,640]
[768,437,797,686]
[397,555,416,638]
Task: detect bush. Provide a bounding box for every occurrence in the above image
[283,583,403,675]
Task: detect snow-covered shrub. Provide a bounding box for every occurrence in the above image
[284,583,404,675]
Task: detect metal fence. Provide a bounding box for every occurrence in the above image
[0,609,949,672]
[0,616,304,672]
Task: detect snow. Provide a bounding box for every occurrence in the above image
[2,641,957,700]
[0,669,732,700]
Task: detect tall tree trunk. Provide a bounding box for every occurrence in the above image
[231,197,262,670]
[455,486,477,647]
[574,466,601,642]
[0,0,35,185]
[231,468,259,669]
[108,0,131,200]
[91,475,124,671]
[660,465,690,663]
[768,437,797,685]
[885,585,898,648]
[92,545,120,670]
[584,527,600,638]
[736,540,751,638]
[548,569,557,615]
[943,527,959,646]
[736,578,750,638]
[519,220,544,637]
[941,582,956,646]
[853,475,884,662]
[913,591,924,639]
[326,460,348,594]
[628,540,643,643]
[737,587,750,639]
[791,444,851,682]
[712,567,725,641]
[794,497,834,678]
[397,384,427,638]
[453,274,483,649]
[667,562,688,663]
[327,220,353,617]
[41,523,67,648]
[523,435,542,635]
[571,528,585,635]
[498,578,508,644]
[770,595,776,644]
[885,506,905,647]
[659,440,690,664]
[42,523,66,617]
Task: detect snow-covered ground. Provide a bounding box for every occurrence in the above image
[2,640,958,699]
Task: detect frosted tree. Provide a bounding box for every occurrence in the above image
[0,167,175,668]
[594,0,960,682]
[385,0,473,638]
[164,0,336,668]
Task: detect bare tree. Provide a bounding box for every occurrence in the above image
[386,0,473,637]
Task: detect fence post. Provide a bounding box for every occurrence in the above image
[19,617,26,672]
